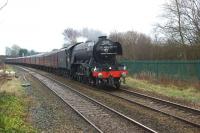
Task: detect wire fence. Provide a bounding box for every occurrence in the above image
[120,60,200,81]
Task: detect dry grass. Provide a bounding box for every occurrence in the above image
[0,77,35,132]
[125,77,200,104]
[135,73,200,90]
[0,78,23,96]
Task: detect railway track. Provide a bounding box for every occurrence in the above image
[20,67,157,133]
[0,77,5,88]
[104,88,200,128]
[0,75,8,89]
[58,76,200,130]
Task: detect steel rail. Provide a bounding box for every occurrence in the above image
[19,67,103,133]
[121,88,200,114]
[111,88,200,128]
[20,66,157,133]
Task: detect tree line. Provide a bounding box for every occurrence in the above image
[109,0,200,60]
[64,0,200,60]
[109,31,200,60]
[62,0,200,60]
[156,0,200,45]
[62,28,200,60]
[6,0,200,60]
[5,45,38,57]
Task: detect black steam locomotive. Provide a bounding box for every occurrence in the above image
[5,36,128,88]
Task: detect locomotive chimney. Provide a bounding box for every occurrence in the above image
[98,36,107,41]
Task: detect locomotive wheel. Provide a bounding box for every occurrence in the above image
[114,78,120,89]
[96,78,104,88]
[115,82,120,89]
[90,80,95,86]
[89,77,95,86]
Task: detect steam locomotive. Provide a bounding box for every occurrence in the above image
[5,36,128,88]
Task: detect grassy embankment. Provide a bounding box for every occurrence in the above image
[0,68,35,132]
[125,77,200,104]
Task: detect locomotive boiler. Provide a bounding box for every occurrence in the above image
[72,36,122,64]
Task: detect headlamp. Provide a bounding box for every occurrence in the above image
[98,73,103,78]
[121,72,127,77]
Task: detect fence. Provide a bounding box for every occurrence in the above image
[120,60,200,81]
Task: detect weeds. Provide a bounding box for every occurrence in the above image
[126,77,200,103]
[0,78,36,132]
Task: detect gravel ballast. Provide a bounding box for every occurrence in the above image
[14,66,200,133]
[15,68,97,133]
[31,68,200,133]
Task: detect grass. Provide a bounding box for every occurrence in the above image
[4,65,14,72]
[0,78,36,132]
[125,77,200,103]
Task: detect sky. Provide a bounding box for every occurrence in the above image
[0,0,165,55]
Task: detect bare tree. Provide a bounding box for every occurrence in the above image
[5,44,21,57]
[181,0,200,44]
[0,0,8,11]
[109,31,152,60]
[156,0,200,45]
[155,0,200,59]
[109,30,200,60]
[175,0,185,45]
[156,0,185,45]
[11,44,20,56]
[5,47,11,56]
[63,28,80,46]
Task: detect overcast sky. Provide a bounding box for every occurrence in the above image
[0,0,165,55]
